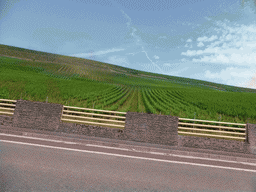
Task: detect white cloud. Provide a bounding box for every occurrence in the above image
[204,67,256,89]
[70,48,125,57]
[181,58,188,62]
[197,36,208,42]
[186,39,192,43]
[126,53,135,56]
[184,44,193,48]
[163,63,171,66]
[197,42,204,47]
[106,55,130,67]
[181,19,256,68]
[184,48,256,66]
[208,35,218,42]
[237,71,256,89]
[181,49,204,57]
[126,52,141,56]
[182,22,194,26]
[197,35,218,42]
[154,55,159,59]
[204,17,212,21]
[178,16,256,89]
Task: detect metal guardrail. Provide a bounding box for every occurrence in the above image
[0,99,17,116]
[0,98,249,141]
[61,105,126,128]
[178,118,247,141]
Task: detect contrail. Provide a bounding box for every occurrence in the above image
[111,1,164,74]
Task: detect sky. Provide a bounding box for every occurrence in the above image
[1,0,256,90]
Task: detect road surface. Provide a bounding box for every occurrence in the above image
[1,134,256,191]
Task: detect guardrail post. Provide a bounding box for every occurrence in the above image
[92,102,95,118]
[193,112,196,129]
[245,118,250,143]
[219,114,222,133]
[245,123,249,143]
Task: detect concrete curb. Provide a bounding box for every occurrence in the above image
[1,125,256,164]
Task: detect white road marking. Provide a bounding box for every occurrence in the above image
[86,143,256,166]
[63,141,77,144]
[167,153,256,166]
[0,133,70,143]
[86,144,130,151]
[149,151,166,155]
[1,133,256,166]
[1,139,256,173]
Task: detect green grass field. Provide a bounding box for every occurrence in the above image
[0,44,255,141]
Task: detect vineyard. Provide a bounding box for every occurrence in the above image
[0,48,256,131]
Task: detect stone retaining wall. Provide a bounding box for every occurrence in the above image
[56,122,127,140]
[177,134,251,154]
[12,99,63,132]
[0,99,256,156]
[124,112,179,146]
[247,123,256,155]
[0,115,13,127]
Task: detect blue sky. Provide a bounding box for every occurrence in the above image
[1,0,256,90]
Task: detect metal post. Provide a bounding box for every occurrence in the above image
[219,114,222,133]
[245,123,249,143]
[193,112,196,129]
[92,102,95,118]
[46,96,48,103]
[246,118,250,143]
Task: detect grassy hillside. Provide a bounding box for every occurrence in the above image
[0,43,256,126]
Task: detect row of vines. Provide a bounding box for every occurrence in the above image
[1,56,256,125]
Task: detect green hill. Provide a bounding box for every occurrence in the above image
[0,43,255,125]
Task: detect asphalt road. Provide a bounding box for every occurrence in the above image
[1,134,256,191]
